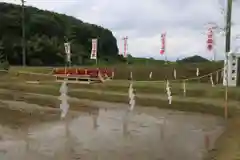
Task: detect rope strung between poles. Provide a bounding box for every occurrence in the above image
[1,66,225,84]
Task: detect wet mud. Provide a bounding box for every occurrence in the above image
[0,101,225,160]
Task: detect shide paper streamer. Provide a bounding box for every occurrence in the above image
[166,80,172,104]
[128,82,135,111]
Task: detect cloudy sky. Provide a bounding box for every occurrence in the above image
[1,0,240,60]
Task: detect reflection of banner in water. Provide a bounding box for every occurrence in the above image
[204,134,210,151]
[159,118,166,141]
[122,111,130,136]
[91,108,99,130]
[63,118,72,160]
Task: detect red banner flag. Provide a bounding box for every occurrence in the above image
[123,36,128,58]
[207,28,214,51]
[160,33,166,55]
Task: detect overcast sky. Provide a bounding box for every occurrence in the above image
[1,0,240,60]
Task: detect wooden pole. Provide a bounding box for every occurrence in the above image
[224,0,233,119]
[21,0,26,66]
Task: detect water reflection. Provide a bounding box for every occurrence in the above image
[90,109,99,130]
[122,110,130,137]
[0,103,225,160]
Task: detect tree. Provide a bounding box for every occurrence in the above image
[0,41,9,70]
[0,2,119,66]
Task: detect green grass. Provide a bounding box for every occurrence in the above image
[2,78,239,102]
[0,81,239,118]
[10,66,54,74]
[10,62,223,81]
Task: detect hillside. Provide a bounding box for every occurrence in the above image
[0,2,119,66]
[177,55,210,63]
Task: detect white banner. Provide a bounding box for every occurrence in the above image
[64,42,71,62]
[91,39,98,60]
[123,36,128,58]
[233,35,240,53]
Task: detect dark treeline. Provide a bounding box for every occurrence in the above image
[177,55,210,63]
[0,2,123,66]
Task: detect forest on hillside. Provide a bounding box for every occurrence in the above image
[0,2,120,66]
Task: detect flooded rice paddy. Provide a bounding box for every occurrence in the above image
[0,100,225,160]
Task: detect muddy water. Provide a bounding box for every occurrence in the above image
[0,101,225,160]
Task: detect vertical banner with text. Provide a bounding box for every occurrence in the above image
[123,36,128,58]
[160,33,166,55]
[91,39,98,60]
[64,42,71,63]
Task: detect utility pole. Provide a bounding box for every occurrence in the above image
[21,0,26,66]
[225,0,233,53]
[224,0,233,119]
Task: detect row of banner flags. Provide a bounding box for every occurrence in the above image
[64,39,98,62]
[64,27,215,62]
[120,28,214,60]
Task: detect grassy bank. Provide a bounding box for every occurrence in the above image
[1,69,240,117]
[10,62,223,82]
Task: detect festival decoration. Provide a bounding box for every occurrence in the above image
[128,82,135,111]
[196,68,200,77]
[130,71,133,80]
[183,80,186,97]
[173,69,177,79]
[166,80,172,104]
[207,28,214,51]
[216,71,219,84]
[112,71,115,79]
[160,33,166,55]
[149,72,152,79]
[64,42,71,62]
[90,39,98,60]
[123,36,128,58]
[210,73,215,87]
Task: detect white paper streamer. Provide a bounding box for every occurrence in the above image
[183,80,186,97]
[59,81,70,118]
[149,72,153,79]
[128,82,135,111]
[173,69,176,79]
[196,68,199,77]
[130,71,133,80]
[216,71,219,84]
[112,71,115,79]
[166,80,172,104]
[210,73,215,87]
